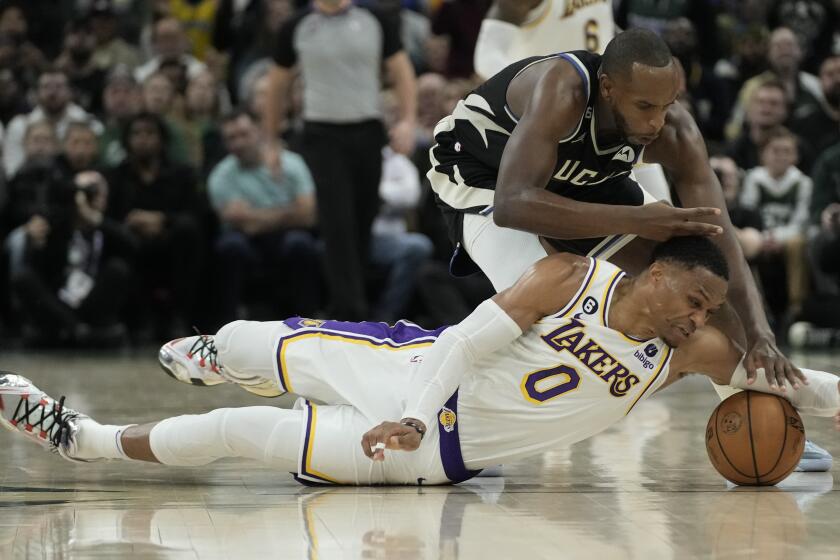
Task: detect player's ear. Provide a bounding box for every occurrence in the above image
[599,73,614,101]
[648,262,663,284]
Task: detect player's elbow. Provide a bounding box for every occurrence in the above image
[492,194,521,229]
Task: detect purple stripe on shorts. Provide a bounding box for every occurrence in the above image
[438,391,482,484]
[284,317,448,345]
[297,401,333,484]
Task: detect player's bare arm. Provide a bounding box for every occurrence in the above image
[486,0,544,25]
[662,325,840,429]
[361,253,589,460]
[474,0,544,78]
[492,62,721,241]
[644,104,806,389]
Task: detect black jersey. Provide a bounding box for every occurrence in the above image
[429,51,645,215]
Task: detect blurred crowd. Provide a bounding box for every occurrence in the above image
[0,0,838,349]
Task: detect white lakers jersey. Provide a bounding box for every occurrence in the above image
[274,258,673,475]
[509,0,615,60]
[457,257,673,467]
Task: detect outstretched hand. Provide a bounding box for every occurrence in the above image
[743,335,808,391]
[361,421,423,461]
[634,202,724,241]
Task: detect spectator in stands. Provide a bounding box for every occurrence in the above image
[168,0,218,61]
[141,72,189,164]
[740,127,812,323]
[726,80,789,171]
[134,17,207,84]
[767,0,838,74]
[3,121,100,296]
[0,68,28,126]
[55,17,107,115]
[370,133,433,323]
[789,140,840,347]
[263,0,417,321]
[105,112,203,337]
[89,0,143,71]
[178,70,225,177]
[726,27,822,142]
[790,54,840,156]
[99,67,142,167]
[430,0,487,78]
[415,73,447,156]
[11,170,133,346]
[710,154,764,260]
[616,0,720,64]
[663,18,731,141]
[2,121,60,275]
[3,70,102,177]
[208,109,320,325]
[0,4,48,92]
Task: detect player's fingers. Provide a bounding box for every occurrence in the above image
[675,222,724,237]
[361,431,378,459]
[743,353,757,383]
[758,357,778,389]
[772,359,787,392]
[785,362,806,389]
[678,206,721,218]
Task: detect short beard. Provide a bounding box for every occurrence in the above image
[610,105,632,142]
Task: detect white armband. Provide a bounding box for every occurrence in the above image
[730,360,840,417]
[401,299,523,429]
[474,19,520,79]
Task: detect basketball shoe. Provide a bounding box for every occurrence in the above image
[794,440,833,472]
[159,335,282,397]
[0,372,88,462]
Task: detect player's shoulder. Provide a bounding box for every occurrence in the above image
[529,252,591,291]
[660,101,703,144]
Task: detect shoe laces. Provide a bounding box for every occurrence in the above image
[186,329,221,373]
[10,393,77,450]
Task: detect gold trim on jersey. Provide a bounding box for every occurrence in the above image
[600,269,624,326]
[625,346,673,415]
[277,332,435,394]
[556,257,598,318]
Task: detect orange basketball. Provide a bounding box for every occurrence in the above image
[705,391,805,486]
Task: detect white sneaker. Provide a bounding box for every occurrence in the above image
[159,336,282,397]
[159,335,227,387]
[0,371,88,462]
[794,439,833,472]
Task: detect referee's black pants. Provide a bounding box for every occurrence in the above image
[300,120,385,320]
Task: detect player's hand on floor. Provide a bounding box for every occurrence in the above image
[743,335,808,391]
[361,421,422,461]
[634,202,723,241]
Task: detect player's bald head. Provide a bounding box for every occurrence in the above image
[601,28,674,82]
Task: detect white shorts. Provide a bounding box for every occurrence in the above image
[217,319,476,485]
[461,182,660,292]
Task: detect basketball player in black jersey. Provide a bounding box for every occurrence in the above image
[428,29,804,394]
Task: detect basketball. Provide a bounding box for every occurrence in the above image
[705,391,806,486]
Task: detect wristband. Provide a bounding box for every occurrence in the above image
[400,419,426,440]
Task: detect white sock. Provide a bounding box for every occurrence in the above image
[73,419,133,460]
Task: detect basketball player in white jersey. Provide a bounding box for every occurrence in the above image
[2,237,838,484]
[474,0,614,79]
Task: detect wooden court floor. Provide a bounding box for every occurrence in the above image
[1,348,838,559]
